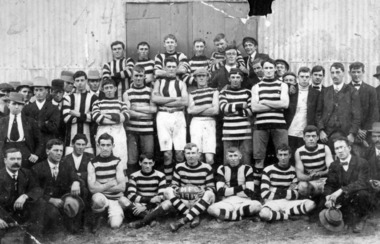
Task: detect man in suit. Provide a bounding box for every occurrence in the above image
[348,62,379,157]
[373,65,380,119]
[242,37,270,88]
[0,148,45,241]
[23,77,60,161]
[310,65,326,92]
[50,79,66,142]
[16,81,33,106]
[323,136,371,233]
[317,62,361,151]
[0,92,42,169]
[0,83,13,118]
[285,67,320,157]
[32,139,85,234]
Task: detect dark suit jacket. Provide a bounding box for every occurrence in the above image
[22,100,60,147]
[243,53,270,89]
[0,168,43,218]
[62,152,94,184]
[376,86,380,122]
[317,84,361,136]
[284,85,320,128]
[210,65,249,91]
[0,115,43,162]
[324,155,369,196]
[349,82,379,130]
[32,159,83,201]
[363,146,380,181]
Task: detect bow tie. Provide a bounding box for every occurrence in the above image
[341,161,348,166]
[353,82,360,87]
[312,86,320,90]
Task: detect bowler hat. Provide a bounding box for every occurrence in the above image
[373,65,380,78]
[61,194,85,218]
[32,77,50,88]
[242,36,258,46]
[275,59,290,71]
[51,79,65,91]
[319,208,344,232]
[369,122,380,133]
[88,70,101,80]
[61,71,74,83]
[193,68,209,76]
[3,92,25,104]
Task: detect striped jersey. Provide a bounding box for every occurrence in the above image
[135,59,155,85]
[157,78,185,110]
[102,57,135,100]
[91,155,123,200]
[172,161,215,192]
[254,78,287,130]
[125,84,154,135]
[182,55,211,85]
[216,164,254,199]
[261,164,299,201]
[298,144,328,174]
[62,92,97,147]
[127,170,166,203]
[92,98,129,125]
[190,87,216,117]
[154,52,190,72]
[219,87,252,140]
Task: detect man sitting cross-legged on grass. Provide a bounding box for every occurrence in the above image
[207,147,262,221]
[259,144,316,222]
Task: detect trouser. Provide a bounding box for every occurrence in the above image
[127,133,154,167]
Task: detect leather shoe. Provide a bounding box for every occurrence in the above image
[170,218,185,232]
[128,220,145,229]
[353,217,367,233]
[190,216,200,228]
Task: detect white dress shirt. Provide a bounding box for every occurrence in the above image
[36,100,46,110]
[7,113,24,142]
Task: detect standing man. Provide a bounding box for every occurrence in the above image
[23,76,60,161]
[87,70,102,97]
[275,59,290,81]
[323,137,371,233]
[123,65,157,175]
[154,34,189,79]
[16,81,33,106]
[210,33,245,70]
[62,71,97,155]
[88,133,127,232]
[134,42,155,86]
[373,65,380,119]
[310,65,326,92]
[61,71,75,96]
[364,122,380,203]
[219,68,253,165]
[102,41,135,100]
[317,62,361,150]
[348,62,379,156]
[188,68,219,166]
[0,148,45,242]
[0,93,42,168]
[50,79,66,142]
[152,57,188,183]
[285,67,320,155]
[208,147,262,221]
[92,79,129,170]
[251,59,289,188]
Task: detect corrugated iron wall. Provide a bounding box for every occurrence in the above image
[0,0,126,82]
[258,0,380,86]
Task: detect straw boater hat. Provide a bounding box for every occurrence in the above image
[373,65,380,78]
[3,92,25,104]
[61,193,85,218]
[32,77,50,88]
[16,80,33,91]
[88,70,101,80]
[61,71,74,83]
[319,208,344,232]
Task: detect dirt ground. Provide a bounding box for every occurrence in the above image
[11,209,374,244]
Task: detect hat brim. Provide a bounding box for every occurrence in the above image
[373,74,380,78]
[61,193,85,211]
[319,209,344,232]
[2,97,25,105]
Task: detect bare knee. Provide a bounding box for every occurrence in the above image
[109,216,123,229]
[118,196,131,209]
[91,193,108,213]
[250,201,262,213]
[161,200,172,211]
[259,207,272,221]
[207,204,219,217]
[202,191,215,203]
[304,200,316,212]
[163,187,175,200]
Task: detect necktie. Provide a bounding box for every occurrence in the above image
[312,86,320,91]
[10,115,20,141]
[353,82,360,90]
[12,174,18,192]
[52,166,58,180]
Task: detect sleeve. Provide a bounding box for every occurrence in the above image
[127,175,141,203]
[341,159,370,195]
[205,166,215,192]
[363,87,379,130]
[349,89,361,135]
[323,162,340,196]
[62,96,75,124]
[102,63,111,79]
[25,170,43,201]
[91,101,105,125]
[154,54,164,71]
[260,168,288,200]
[157,174,167,200]
[171,165,181,190]
[243,166,255,198]
[40,105,60,135]
[216,166,244,197]
[219,91,236,114]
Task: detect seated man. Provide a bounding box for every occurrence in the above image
[364,122,380,205]
[323,136,371,233]
[87,133,127,232]
[165,143,215,232]
[208,147,262,221]
[295,125,333,196]
[125,154,170,229]
[259,144,316,222]
[0,148,45,242]
[32,139,85,234]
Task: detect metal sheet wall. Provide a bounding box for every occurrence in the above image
[0,0,127,82]
[258,0,380,86]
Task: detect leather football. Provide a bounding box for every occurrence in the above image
[178,185,201,200]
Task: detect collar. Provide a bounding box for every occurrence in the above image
[9,113,21,120]
[333,82,344,92]
[249,51,257,60]
[351,81,362,87]
[340,154,352,165]
[375,147,380,157]
[185,161,201,169]
[35,99,46,108]
[298,84,309,91]
[6,168,18,179]
[72,153,83,159]
[47,159,59,169]
[141,169,155,176]
[312,83,322,89]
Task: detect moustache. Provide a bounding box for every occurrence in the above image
[12,163,21,168]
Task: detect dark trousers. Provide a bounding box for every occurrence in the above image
[45,201,84,233]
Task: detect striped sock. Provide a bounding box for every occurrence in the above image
[269,210,288,221]
[170,197,188,215]
[185,199,209,221]
[286,202,307,216]
[239,204,252,217]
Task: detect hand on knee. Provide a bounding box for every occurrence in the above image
[109,216,123,229]
[202,191,215,203]
[304,200,316,213]
[207,205,219,217]
[163,187,176,200]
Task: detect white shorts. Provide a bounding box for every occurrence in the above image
[190,118,216,154]
[210,196,260,212]
[156,111,186,151]
[263,199,308,212]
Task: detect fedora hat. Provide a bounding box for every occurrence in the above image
[3,92,25,104]
[51,79,65,91]
[319,208,344,232]
[373,65,380,78]
[88,70,101,80]
[61,70,74,83]
[16,80,33,91]
[369,122,380,133]
[32,77,50,88]
[62,194,85,218]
